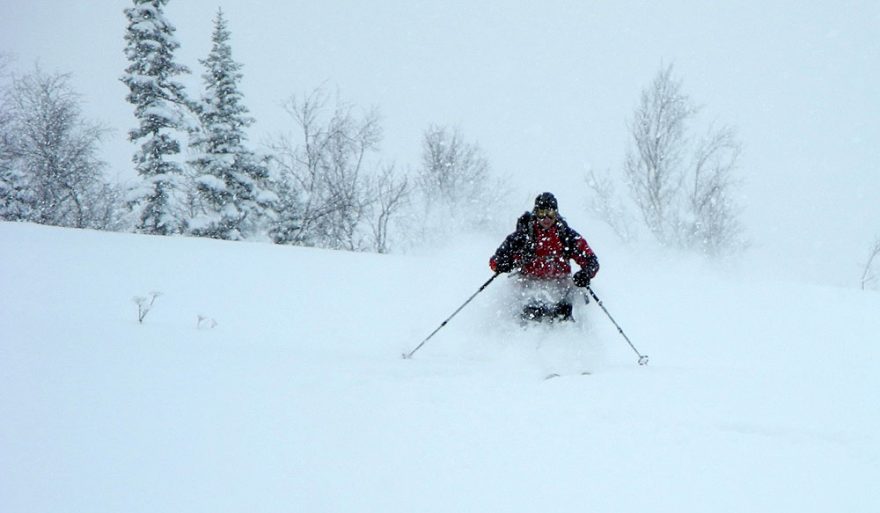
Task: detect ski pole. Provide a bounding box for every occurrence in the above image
[585,286,649,366]
[403,272,501,359]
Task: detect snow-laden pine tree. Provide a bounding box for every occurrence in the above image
[121,0,193,236]
[188,9,274,240]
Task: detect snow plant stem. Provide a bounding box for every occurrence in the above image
[403,272,501,359]
[585,286,649,366]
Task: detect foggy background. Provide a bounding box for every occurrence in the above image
[2,0,878,286]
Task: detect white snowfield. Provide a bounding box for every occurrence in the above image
[2,221,878,513]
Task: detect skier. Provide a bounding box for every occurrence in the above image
[489,192,599,322]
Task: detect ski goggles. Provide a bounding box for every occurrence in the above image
[535,208,557,219]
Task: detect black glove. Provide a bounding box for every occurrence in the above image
[573,269,591,287]
[494,259,514,273]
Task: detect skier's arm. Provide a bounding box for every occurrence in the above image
[490,232,524,273]
[570,233,599,278]
[490,212,532,273]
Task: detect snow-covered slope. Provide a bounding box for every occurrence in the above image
[2,222,878,513]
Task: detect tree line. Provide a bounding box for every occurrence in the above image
[2,1,876,283]
[0,2,506,253]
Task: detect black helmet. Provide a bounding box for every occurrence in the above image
[534,192,558,211]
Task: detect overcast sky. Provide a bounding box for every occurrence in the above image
[2,0,878,285]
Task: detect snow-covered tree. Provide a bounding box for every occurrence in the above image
[0,58,30,222]
[621,63,744,256]
[1,67,108,228]
[266,171,304,246]
[0,108,31,221]
[188,9,275,241]
[121,0,193,236]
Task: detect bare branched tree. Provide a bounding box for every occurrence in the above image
[368,165,409,254]
[686,125,744,255]
[3,66,110,228]
[418,125,491,209]
[269,87,384,251]
[861,239,880,290]
[624,65,695,243]
[411,125,509,245]
[585,168,636,243]
[622,64,744,256]
[0,57,28,221]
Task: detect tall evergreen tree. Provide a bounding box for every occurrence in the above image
[121,0,192,236]
[188,9,274,240]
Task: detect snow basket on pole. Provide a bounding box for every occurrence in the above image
[585,286,649,366]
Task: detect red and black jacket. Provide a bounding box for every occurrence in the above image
[490,212,599,279]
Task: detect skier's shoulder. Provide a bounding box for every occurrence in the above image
[515,211,533,233]
[555,215,576,235]
[556,216,589,245]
